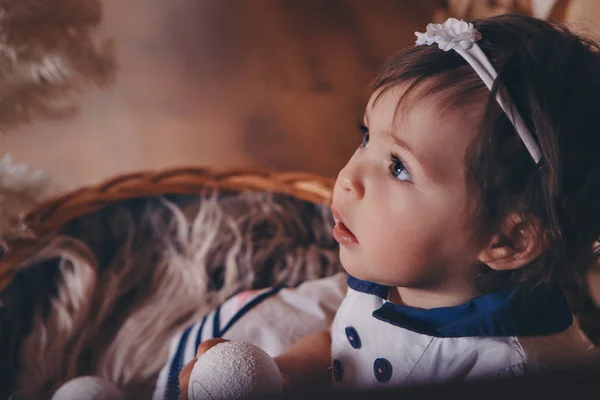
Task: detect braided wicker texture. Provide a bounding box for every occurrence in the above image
[0,166,335,292]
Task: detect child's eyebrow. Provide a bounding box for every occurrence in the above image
[364,114,428,174]
[390,132,431,176]
[389,132,419,160]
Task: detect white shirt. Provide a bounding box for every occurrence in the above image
[331,275,594,389]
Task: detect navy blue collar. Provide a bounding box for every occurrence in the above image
[347,275,573,338]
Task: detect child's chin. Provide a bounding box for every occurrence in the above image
[340,261,370,281]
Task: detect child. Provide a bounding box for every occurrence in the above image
[174,13,600,396]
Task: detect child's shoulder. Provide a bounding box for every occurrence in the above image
[517,321,596,370]
[458,321,596,378]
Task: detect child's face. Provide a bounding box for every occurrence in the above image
[332,85,485,293]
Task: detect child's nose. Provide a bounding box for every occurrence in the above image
[337,170,365,200]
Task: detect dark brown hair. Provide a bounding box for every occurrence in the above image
[373,14,600,293]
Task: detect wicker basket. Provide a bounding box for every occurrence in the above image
[0,166,337,398]
[0,166,334,293]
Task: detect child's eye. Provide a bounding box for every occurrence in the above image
[356,121,369,148]
[361,132,370,148]
[389,154,412,182]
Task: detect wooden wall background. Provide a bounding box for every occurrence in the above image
[1,0,438,189]
[2,0,599,190]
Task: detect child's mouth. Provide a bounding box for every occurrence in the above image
[333,221,359,245]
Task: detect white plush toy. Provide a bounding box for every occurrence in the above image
[186,341,283,400]
[51,376,125,400]
[50,341,282,400]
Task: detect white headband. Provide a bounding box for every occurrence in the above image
[415,18,542,164]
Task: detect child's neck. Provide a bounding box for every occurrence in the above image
[388,285,481,309]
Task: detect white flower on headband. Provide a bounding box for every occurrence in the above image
[415,18,481,51]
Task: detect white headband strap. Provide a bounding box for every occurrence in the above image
[415,18,542,164]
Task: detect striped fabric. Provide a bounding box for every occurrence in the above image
[153,273,347,400]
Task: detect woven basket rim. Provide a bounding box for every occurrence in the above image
[0,165,335,292]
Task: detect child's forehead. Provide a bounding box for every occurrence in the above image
[365,84,480,129]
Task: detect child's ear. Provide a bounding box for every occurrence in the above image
[478,213,546,271]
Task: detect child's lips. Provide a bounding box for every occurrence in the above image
[333,221,359,245]
[330,207,358,245]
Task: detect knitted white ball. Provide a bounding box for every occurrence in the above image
[188,341,283,400]
[51,376,124,400]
